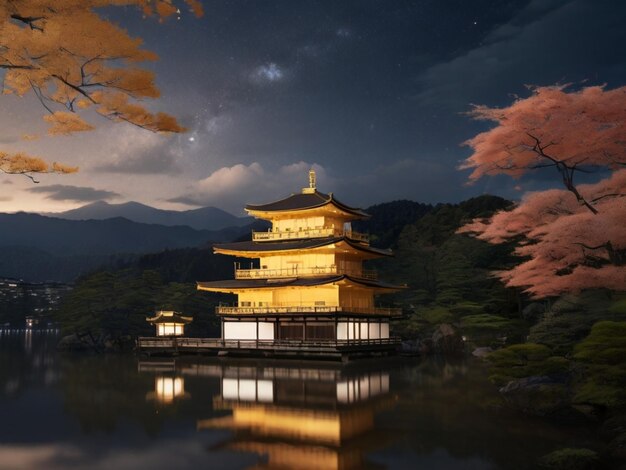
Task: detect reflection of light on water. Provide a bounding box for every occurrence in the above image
[219,373,389,405]
[146,376,188,404]
[24,329,32,354]
[200,370,395,469]
[222,378,274,402]
[336,372,389,403]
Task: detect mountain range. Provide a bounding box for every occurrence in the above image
[0,199,432,282]
[0,212,266,282]
[42,201,251,231]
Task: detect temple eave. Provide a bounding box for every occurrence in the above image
[196,275,405,292]
[146,311,193,323]
[213,238,393,258]
[243,191,369,220]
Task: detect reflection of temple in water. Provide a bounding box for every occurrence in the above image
[141,360,190,404]
[197,364,394,470]
[145,376,190,404]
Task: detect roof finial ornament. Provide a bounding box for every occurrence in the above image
[302,168,317,194]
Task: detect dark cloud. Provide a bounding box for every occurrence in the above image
[2,179,13,185]
[414,0,626,110]
[27,185,122,202]
[165,196,202,207]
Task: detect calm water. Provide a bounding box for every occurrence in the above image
[0,331,602,470]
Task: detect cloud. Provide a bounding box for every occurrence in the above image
[251,63,286,84]
[91,127,183,175]
[27,185,122,202]
[169,161,328,212]
[169,158,472,213]
[2,179,13,185]
[0,196,12,202]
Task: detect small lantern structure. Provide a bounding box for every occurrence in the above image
[146,310,192,337]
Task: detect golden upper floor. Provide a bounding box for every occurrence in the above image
[245,171,370,240]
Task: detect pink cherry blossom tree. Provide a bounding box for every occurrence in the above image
[459,85,626,298]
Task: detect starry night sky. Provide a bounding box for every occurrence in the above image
[2,0,626,214]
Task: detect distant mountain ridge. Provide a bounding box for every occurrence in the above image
[42,200,251,231]
[0,212,263,281]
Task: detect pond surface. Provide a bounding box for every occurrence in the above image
[0,331,601,469]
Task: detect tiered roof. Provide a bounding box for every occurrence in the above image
[197,274,402,292]
[146,310,192,324]
[198,171,403,295]
[245,190,370,219]
[213,236,392,257]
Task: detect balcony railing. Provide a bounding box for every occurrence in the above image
[235,265,378,280]
[138,336,402,351]
[215,305,402,316]
[252,227,369,244]
[344,230,369,243]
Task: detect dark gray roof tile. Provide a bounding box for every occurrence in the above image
[245,190,369,218]
[214,236,392,257]
[197,274,403,290]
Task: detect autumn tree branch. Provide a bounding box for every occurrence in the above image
[526,132,599,215]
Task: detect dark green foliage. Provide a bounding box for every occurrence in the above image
[135,246,239,283]
[537,448,600,470]
[394,305,453,338]
[609,299,626,315]
[379,195,519,341]
[529,291,626,355]
[486,343,570,386]
[54,269,222,338]
[460,314,526,346]
[573,321,626,408]
[353,200,432,248]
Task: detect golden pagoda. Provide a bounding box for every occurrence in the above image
[197,170,403,352]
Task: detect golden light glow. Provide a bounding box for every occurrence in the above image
[157,323,185,336]
[148,376,186,404]
[198,371,395,470]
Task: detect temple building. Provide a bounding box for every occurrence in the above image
[197,170,403,350]
[146,310,192,337]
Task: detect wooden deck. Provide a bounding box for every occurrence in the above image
[137,337,400,360]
